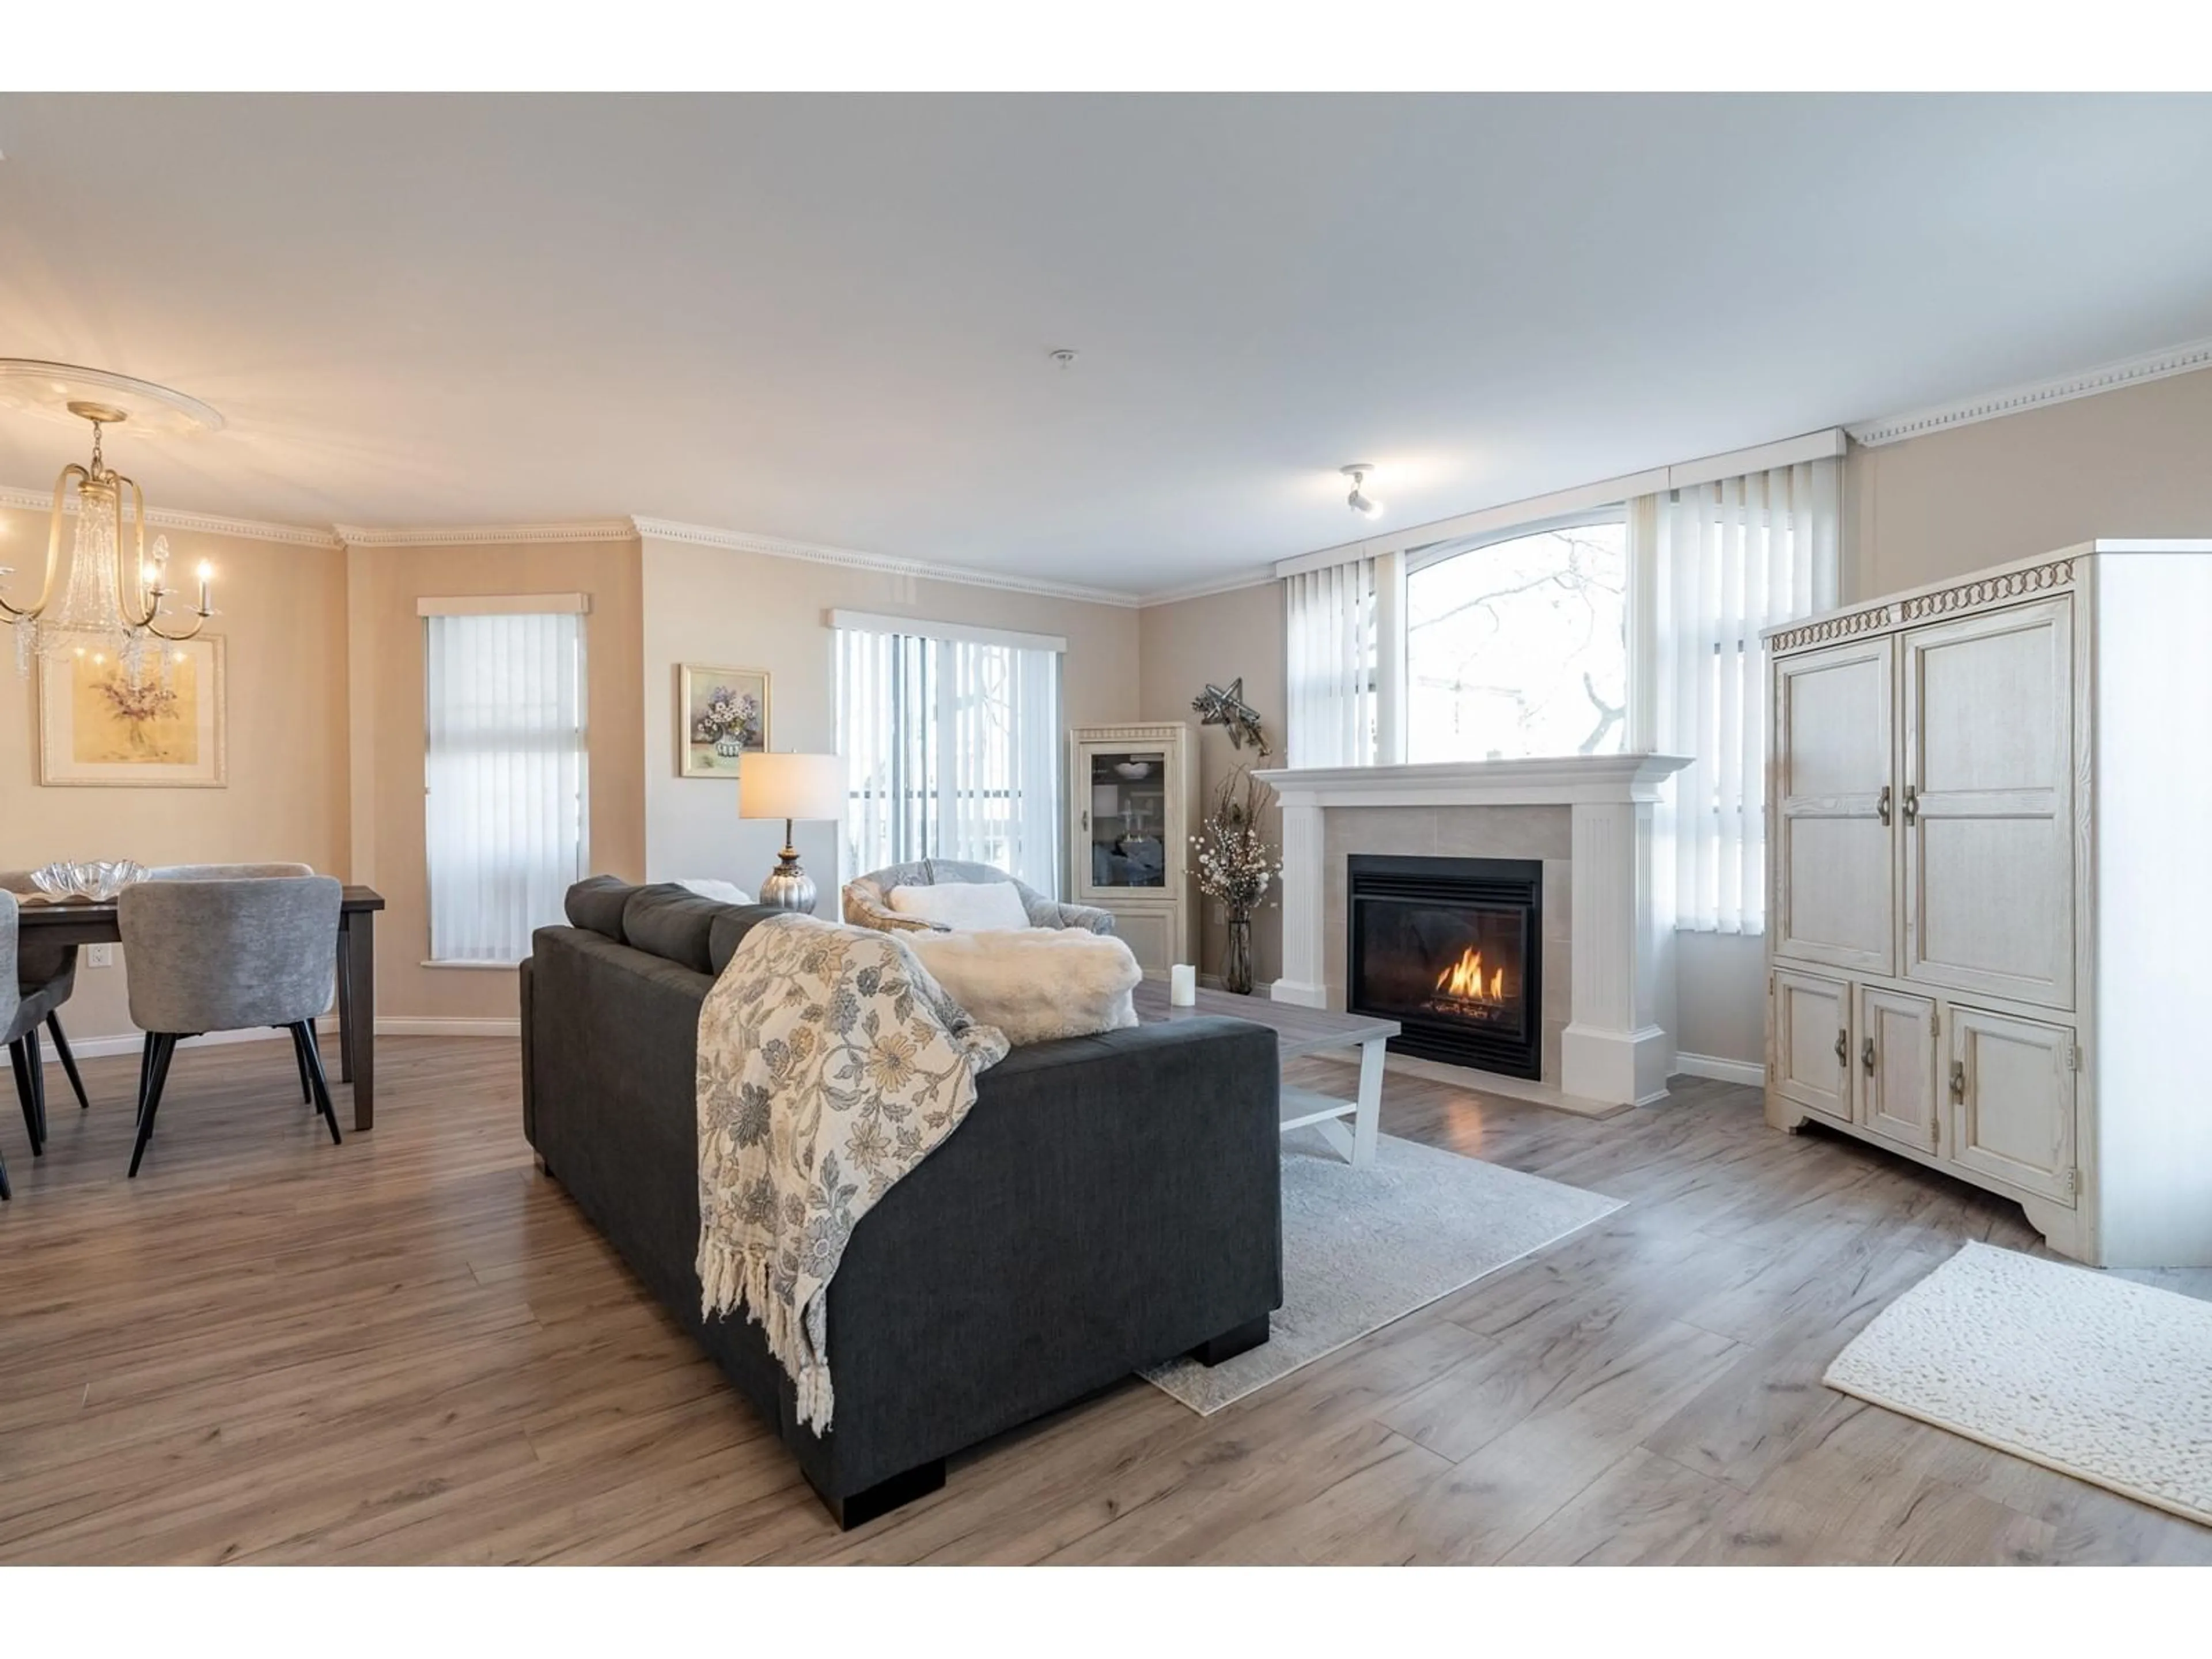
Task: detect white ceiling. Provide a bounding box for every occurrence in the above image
[5,93,2212,596]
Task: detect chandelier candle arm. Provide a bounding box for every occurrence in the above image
[2,401,219,675]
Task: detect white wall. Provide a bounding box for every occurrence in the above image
[638,534,1144,897]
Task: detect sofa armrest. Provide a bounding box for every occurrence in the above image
[1023,897,1117,935]
[842,887,948,935]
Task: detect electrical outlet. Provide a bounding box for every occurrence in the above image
[87,944,116,968]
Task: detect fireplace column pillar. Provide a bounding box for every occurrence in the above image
[1561,798,1672,1107]
[1271,802,1328,1009]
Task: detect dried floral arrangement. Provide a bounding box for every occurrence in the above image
[1191,767,1282,914]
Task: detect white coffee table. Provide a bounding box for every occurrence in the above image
[1130,980,1398,1167]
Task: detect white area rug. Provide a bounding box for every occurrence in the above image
[1825,1242,2212,1525]
[1142,1128,1622,1415]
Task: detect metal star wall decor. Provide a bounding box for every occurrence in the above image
[1191,677,1272,756]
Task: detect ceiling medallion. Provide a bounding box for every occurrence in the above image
[0,359,225,435]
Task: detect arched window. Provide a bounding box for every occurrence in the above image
[1405,517,1628,762]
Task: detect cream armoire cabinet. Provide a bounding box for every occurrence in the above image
[1764,541,2212,1267]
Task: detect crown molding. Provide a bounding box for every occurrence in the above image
[1134,566,1277,609]
[628,515,1141,608]
[334,519,637,548]
[1847,335,2212,448]
[0,484,340,549]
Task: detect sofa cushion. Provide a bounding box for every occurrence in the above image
[708,906,785,974]
[900,927,1142,1046]
[621,885,730,974]
[565,876,634,941]
[887,880,1031,933]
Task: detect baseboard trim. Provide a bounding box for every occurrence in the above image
[374,1017,520,1038]
[40,1018,338,1063]
[1674,1051,1767,1087]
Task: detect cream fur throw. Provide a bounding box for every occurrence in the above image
[901,927,1142,1046]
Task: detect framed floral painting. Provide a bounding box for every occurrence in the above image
[39,634,228,787]
[678,662,770,777]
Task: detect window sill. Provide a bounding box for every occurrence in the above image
[421,959,525,971]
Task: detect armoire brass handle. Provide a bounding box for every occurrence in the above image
[1862,1037,1876,1075]
[1876,785,1891,826]
[1903,785,1920,824]
[1949,1059,1967,1101]
[1835,1028,1848,1067]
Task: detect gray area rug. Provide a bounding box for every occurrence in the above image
[1143,1128,1623,1415]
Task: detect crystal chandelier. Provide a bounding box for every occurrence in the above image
[0,400,215,679]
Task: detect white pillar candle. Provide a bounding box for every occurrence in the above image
[1169,963,1197,1006]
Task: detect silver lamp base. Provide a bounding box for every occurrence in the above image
[758,846,817,914]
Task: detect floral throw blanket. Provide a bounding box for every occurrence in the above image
[695,912,1009,1431]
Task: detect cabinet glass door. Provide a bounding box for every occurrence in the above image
[1084,749,1169,889]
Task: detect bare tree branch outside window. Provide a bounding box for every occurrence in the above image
[1406,525,1629,761]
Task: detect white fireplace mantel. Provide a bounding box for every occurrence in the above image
[1254,753,1693,1109]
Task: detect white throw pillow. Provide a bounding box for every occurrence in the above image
[900,927,1142,1046]
[885,880,1032,933]
[675,878,751,905]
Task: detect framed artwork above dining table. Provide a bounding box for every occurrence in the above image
[37,634,228,787]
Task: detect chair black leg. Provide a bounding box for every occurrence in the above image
[0,1138,10,1201]
[9,1037,40,1157]
[25,1025,48,1149]
[288,1024,315,1105]
[46,1014,92,1111]
[128,1035,179,1178]
[296,1023,342,1146]
[135,1032,156,1125]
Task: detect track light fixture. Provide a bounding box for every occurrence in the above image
[1340,463,1384,519]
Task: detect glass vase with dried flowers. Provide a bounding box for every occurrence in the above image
[1190,767,1283,995]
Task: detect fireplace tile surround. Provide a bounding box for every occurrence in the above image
[1255,754,1692,1109]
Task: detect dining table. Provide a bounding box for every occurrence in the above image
[16,885,389,1131]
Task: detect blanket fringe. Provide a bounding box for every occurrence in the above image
[698,1237,837,1431]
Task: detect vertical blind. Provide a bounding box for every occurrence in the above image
[1285,556,1380,767]
[423,608,589,962]
[1646,459,1840,934]
[835,622,1062,895]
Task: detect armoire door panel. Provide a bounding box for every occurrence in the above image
[1772,638,1895,975]
[1949,1006,2077,1206]
[1858,986,1938,1153]
[1902,597,2075,1008]
[1108,907,1176,977]
[1772,968,1851,1121]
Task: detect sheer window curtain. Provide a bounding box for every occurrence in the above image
[423,604,589,963]
[1644,459,1840,934]
[1285,552,1405,767]
[835,622,1062,895]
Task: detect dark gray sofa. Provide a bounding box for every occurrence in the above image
[521,878,1283,1527]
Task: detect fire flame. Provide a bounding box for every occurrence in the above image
[1434,946,1505,1005]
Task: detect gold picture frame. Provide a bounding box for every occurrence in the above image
[677,662,770,778]
[37,634,228,788]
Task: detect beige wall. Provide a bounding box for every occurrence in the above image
[357,536,644,1025]
[0,508,350,1042]
[639,535,1143,897]
[1137,581,1285,984]
[1844,362,2212,601]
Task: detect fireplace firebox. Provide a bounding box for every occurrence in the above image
[1347,855,1543,1079]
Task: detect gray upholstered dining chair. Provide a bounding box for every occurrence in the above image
[1,891,36,1200]
[117,875,344,1177]
[0,869,93,1116]
[148,862,316,880]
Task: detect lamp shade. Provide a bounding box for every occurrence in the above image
[738,752,846,823]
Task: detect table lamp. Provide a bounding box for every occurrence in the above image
[739,751,846,913]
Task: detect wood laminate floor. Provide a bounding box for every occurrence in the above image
[1,1036,2207,1566]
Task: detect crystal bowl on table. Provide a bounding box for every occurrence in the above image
[26,859,151,902]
